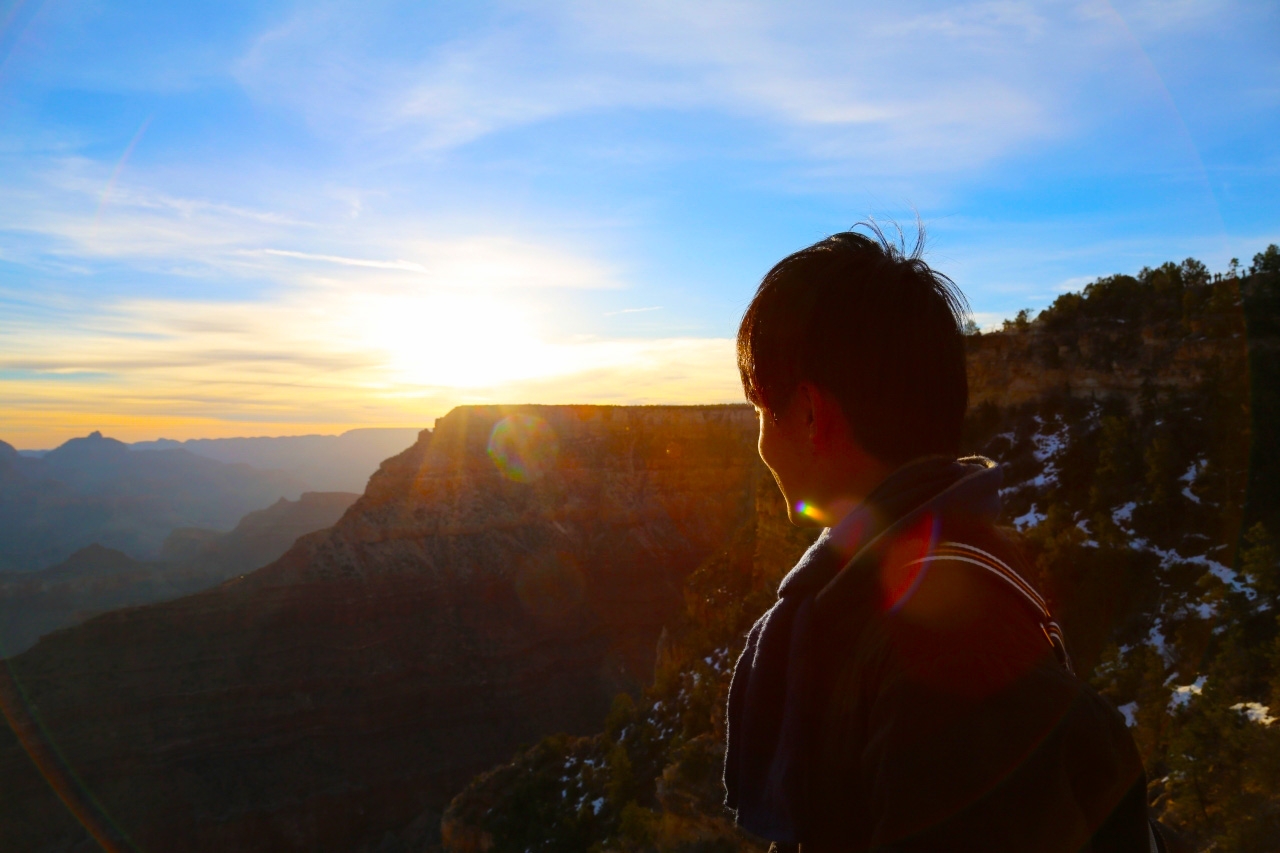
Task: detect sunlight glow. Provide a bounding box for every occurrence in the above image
[359,291,558,388]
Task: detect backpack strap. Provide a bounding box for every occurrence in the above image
[896,540,1074,674]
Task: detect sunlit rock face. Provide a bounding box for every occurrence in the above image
[965,315,1244,410]
[0,405,763,853]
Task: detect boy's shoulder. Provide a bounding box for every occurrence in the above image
[819,523,1058,686]
[802,517,1147,852]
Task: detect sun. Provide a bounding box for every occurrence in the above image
[355,290,572,389]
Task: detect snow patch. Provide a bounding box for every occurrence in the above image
[1230,702,1277,726]
[591,797,606,815]
[1013,504,1045,531]
[1077,518,1099,548]
[1030,470,1059,489]
[1180,460,1203,504]
[1147,621,1173,664]
[1169,676,1207,711]
[1117,701,1138,727]
[1031,422,1066,462]
[1132,537,1256,600]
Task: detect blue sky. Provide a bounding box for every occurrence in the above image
[1,0,1277,447]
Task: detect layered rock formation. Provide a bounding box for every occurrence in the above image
[965,325,1230,409]
[0,405,763,852]
[965,281,1248,411]
[439,471,815,853]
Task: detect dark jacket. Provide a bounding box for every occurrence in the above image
[724,457,1148,852]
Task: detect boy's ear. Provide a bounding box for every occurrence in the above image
[807,384,856,453]
[798,382,833,448]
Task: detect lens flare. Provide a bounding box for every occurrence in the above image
[93,114,153,237]
[0,663,134,851]
[487,413,559,482]
[795,500,826,523]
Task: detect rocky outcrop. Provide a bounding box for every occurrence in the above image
[0,405,763,852]
[965,315,1246,410]
[174,491,361,582]
[437,469,814,853]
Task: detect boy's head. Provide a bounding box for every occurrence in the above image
[737,226,969,520]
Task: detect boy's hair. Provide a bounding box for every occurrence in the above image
[737,224,970,466]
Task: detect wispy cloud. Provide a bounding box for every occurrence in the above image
[0,159,620,292]
[1056,274,1101,293]
[0,147,694,446]
[603,306,661,316]
[230,0,1107,172]
[0,265,736,446]
[1,0,1274,448]
[256,239,617,290]
[260,249,430,273]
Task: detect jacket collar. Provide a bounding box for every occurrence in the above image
[776,456,1002,602]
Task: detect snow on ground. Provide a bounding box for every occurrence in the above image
[1030,417,1066,462]
[1075,518,1099,548]
[1180,460,1204,505]
[1169,676,1207,710]
[1013,504,1045,531]
[1230,702,1277,725]
[1107,495,1256,605]
[1140,539,1255,600]
[1117,701,1139,727]
[1003,418,1067,498]
[1148,621,1174,664]
[1028,420,1065,489]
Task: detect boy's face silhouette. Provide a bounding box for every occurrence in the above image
[755,383,892,528]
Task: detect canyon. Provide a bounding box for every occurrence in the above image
[0,491,358,657]
[0,406,764,851]
[0,261,1272,851]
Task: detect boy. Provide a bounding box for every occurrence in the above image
[723,229,1153,851]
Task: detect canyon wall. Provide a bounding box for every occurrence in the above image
[0,295,1259,851]
[0,405,763,852]
[965,314,1244,410]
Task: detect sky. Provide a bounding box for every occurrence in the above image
[1,0,1277,449]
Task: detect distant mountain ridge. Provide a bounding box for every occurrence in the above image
[0,428,420,573]
[0,491,359,656]
[129,428,422,493]
[0,431,307,572]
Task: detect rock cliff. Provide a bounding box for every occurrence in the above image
[0,405,763,852]
[433,257,1280,853]
[1,259,1271,852]
[964,271,1248,410]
